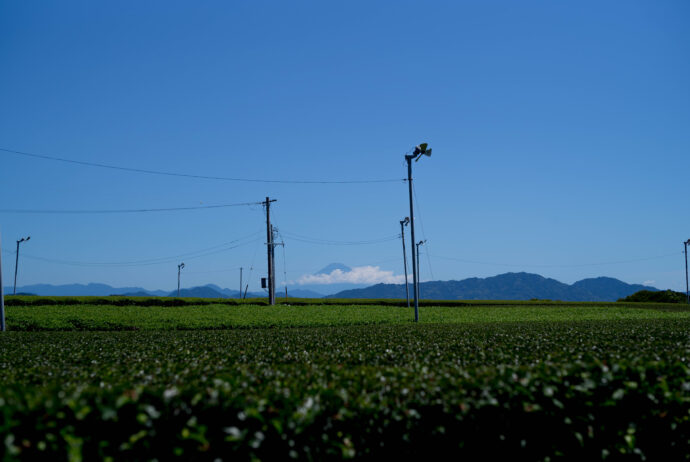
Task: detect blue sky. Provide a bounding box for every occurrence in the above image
[1,1,688,293]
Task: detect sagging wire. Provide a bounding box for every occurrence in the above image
[412,182,435,280]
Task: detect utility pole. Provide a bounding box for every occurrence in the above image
[1,231,5,332]
[416,240,426,301]
[270,225,285,304]
[400,217,410,308]
[271,225,276,304]
[685,239,690,304]
[177,262,185,297]
[405,143,432,322]
[239,267,243,299]
[264,197,277,305]
[13,236,30,295]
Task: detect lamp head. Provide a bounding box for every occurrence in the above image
[401,217,410,226]
[413,143,428,155]
[412,143,432,162]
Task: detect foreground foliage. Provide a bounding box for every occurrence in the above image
[1,320,689,460]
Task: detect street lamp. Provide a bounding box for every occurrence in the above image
[405,143,432,322]
[416,240,426,301]
[400,217,410,308]
[14,236,30,295]
[177,262,185,297]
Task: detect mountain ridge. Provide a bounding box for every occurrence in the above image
[326,272,659,302]
[7,273,661,301]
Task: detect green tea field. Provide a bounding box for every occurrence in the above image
[1,298,689,460]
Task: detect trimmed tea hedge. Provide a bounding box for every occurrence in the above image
[4,294,686,310]
[1,320,689,460]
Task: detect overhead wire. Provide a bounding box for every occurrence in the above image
[0,232,263,268]
[0,147,404,184]
[280,230,401,246]
[430,251,684,269]
[0,201,266,214]
[245,230,264,296]
[412,182,435,280]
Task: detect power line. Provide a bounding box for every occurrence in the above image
[412,183,435,280]
[0,147,404,184]
[0,201,266,214]
[0,232,262,268]
[280,230,401,246]
[430,251,684,269]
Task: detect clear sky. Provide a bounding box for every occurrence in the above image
[1,1,688,293]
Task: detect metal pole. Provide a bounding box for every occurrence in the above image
[13,240,20,295]
[400,219,410,308]
[177,266,181,297]
[406,156,418,322]
[265,197,274,305]
[685,240,689,304]
[1,231,5,331]
[239,267,243,299]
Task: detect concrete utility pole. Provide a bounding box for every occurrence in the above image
[177,262,185,297]
[405,143,432,322]
[400,217,410,308]
[264,197,277,305]
[416,240,426,301]
[270,225,285,304]
[13,236,30,295]
[685,239,690,304]
[271,225,276,303]
[1,231,5,331]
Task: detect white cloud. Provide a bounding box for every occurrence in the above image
[643,280,655,286]
[297,266,405,285]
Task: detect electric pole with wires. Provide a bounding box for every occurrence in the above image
[685,239,690,304]
[416,240,426,300]
[177,262,185,297]
[14,235,30,295]
[400,217,410,308]
[1,231,5,332]
[264,197,277,305]
[270,225,285,303]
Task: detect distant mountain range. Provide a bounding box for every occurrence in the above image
[6,283,170,297]
[327,272,659,302]
[6,282,324,299]
[7,272,660,302]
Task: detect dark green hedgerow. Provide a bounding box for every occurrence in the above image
[1,321,689,460]
[1,361,688,461]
